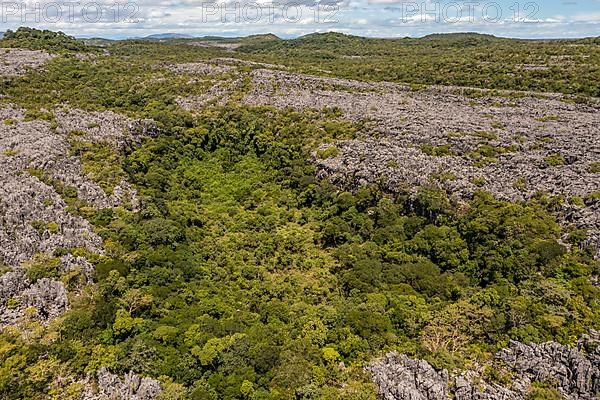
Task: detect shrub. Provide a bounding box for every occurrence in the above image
[544,153,565,167]
[420,144,455,157]
[316,146,340,159]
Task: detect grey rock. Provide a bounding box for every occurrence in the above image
[0,48,55,76]
[166,61,234,75]
[453,372,525,400]
[80,368,162,400]
[186,41,242,51]
[0,103,159,326]
[366,353,448,400]
[60,253,95,283]
[55,107,160,153]
[21,277,69,320]
[497,336,600,399]
[0,268,68,325]
[368,332,600,400]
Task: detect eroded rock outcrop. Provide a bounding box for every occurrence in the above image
[60,253,95,283]
[166,61,234,75]
[0,268,69,325]
[80,368,162,400]
[368,354,449,400]
[497,334,600,399]
[54,107,160,152]
[0,101,162,396]
[0,104,160,327]
[367,332,600,400]
[0,172,103,267]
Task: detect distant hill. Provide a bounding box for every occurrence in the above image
[245,33,280,41]
[0,27,89,52]
[421,32,499,40]
[83,38,114,47]
[295,32,367,44]
[141,33,195,40]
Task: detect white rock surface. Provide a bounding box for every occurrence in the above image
[0,48,55,76]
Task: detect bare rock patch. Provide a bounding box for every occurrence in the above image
[0,48,55,76]
[367,331,600,400]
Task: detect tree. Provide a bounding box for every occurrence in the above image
[421,300,493,354]
[113,309,143,337]
[120,288,153,315]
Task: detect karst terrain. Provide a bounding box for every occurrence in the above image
[0,28,598,400]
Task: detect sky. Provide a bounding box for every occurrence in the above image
[1,0,599,39]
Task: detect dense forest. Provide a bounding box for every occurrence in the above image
[0,28,598,400]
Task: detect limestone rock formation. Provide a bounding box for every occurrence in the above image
[60,253,95,283]
[55,107,160,152]
[367,332,600,400]
[0,103,160,327]
[367,353,449,400]
[497,335,600,399]
[0,95,164,395]
[166,61,234,75]
[80,368,162,400]
[0,268,68,325]
[21,277,69,320]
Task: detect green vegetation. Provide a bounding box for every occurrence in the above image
[471,176,486,187]
[585,192,600,203]
[467,143,518,166]
[2,149,19,156]
[420,144,455,157]
[70,141,126,194]
[527,382,564,400]
[316,146,340,159]
[544,153,566,167]
[4,29,599,99]
[2,104,598,399]
[513,178,527,191]
[472,131,498,140]
[536,116,560,123]
[0,28,598,400]
[569,196,585,207]
[24,254,61,283]
[237,32,600,96]
[2,27,89,52]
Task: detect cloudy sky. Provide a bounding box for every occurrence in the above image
[1,0,599,38]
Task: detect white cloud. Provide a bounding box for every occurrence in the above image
[1,0,598,38]
[571,11,600,22]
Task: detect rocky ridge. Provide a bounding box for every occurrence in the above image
[0,49,163,398]
[0,104,150,274]
[367,331,600,400]
[166,61,234,75]
[241,68,599,202]
[0,104,164,398]
[0,102,162,323]
[0,268,68,325]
